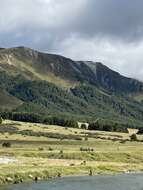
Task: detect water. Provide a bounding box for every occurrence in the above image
[2,174,143,190]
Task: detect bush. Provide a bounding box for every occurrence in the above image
[84,136,88,141]
[130,134,138,141]
[2,142,11,148]
[81,124,87,129]
[48,147,54,151]
[80,147,94,152]
[60,150,63,154]
[0,117,3,124]
[120,139,127,144]
[38,147,44,151]
[88,119,127,133]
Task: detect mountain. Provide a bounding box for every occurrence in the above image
[0,89,22,110]
[0,47,143,93]
[81,61,143,93]
[0,47,143,129]
[0,47,97,88]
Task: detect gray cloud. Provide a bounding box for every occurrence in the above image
[1,0,143,80]
[75,0,143,42]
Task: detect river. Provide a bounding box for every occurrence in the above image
[1,174,143,190]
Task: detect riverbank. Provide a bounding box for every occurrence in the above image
[0,158,143,185]
[0,169,143,185]
[3,173,143,190]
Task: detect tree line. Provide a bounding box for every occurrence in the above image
[1,111,143,134]
[0,112,78,128]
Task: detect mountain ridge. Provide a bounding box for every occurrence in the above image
[0,47,143,129]
[0,46,143,93]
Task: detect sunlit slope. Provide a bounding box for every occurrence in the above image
[0,89,22,110]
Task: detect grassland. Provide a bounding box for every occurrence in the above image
[132,93,143,102]
[0,90,22,110]
[0,120,142,184]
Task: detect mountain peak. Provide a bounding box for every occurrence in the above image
[0,46,143,93]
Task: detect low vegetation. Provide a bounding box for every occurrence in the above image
[0,120,141,184]
[2,142,11,148]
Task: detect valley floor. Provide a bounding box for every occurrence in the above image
[0,120,143,184]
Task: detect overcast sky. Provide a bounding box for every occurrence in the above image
[1,0,143,80]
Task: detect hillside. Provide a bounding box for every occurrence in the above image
[0,47,96,88]
[0,47,143,92]
[82,61,143,93]
[0,89,22,110]
[0,47,143,129]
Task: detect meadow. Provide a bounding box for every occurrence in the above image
[0,120,142,184]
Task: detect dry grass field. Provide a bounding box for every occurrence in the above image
[0,120,142,184]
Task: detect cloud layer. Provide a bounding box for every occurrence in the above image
[1,0,143,80]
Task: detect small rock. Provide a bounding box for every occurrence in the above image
[6,177,13,182]
[28,174,33,178]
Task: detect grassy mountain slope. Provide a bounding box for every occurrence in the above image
[1,47,143,93]
[83,61,143,93]
[130,93,143,102]
[0,47,96,88]
[0,47,143,129]
[0,71,143,128]
[0,89,22,110]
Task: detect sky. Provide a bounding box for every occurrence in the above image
[1,0,143,80]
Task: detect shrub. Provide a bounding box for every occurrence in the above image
[120,139,127,144]
[70,163,75,166]
[130,134,138,141]
[88,119,127,133]
[80,147,94,152]
[48,147,54,151]
[59,150,64,159]
[38,147,44,151]
[60,150,63,154]
[0,117,3,124]
[81,124,87,129]
[81,160,86,165]
[2,142,11,148]
[84,136,88,141]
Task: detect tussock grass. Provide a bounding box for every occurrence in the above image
[0,120,142,184]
